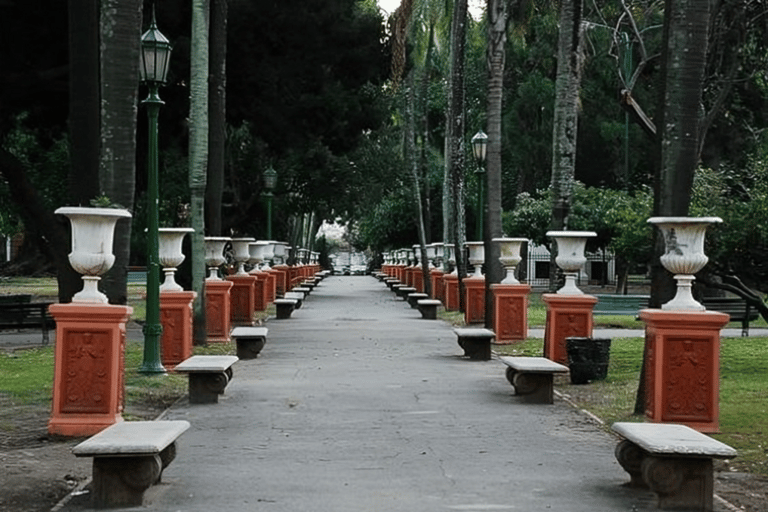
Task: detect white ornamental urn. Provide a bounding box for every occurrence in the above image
[231,238,255,275]
[648,216,722,311]
[431,243,444,268]
[547,231,596,295]
[465,241,485,278]
[412,245,421,267]
[55,206,132,303]
[158,227,194,291]
[494,237,528,284]
[204,237,230,280]
[248,241,267,271]
[273,242,287,265]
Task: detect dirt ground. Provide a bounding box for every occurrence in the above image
[0,396,169,512]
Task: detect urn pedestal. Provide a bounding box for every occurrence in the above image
[542,293,597,365]
[227,274,257,326]
[639,309,729,432]
[443,273,459,311]
[264,269,279,303]
[273,264,290,298]
[430,268,445,302]
[205,279,233,343]
[160,290,197,369]
[464,276,486,324]
[48,303,133,436]
[492,284,531,343]
[249,270,270,311]
[412,267,424,293]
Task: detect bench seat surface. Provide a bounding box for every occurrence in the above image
[500,356,569,373]
[230,327,268,338]
[73,420,190,457]
[418,299,442,306]
[453,327,495,338]
[284,292,304,300]
[612,422,737,458]
[174,355,239,373]
[274,298,298,304]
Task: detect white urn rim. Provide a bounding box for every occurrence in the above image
[647,216,723,225]
[205,236,231,241]
[55,206,132,218]
[464,241,484,247]
[546,230,597,238]
[159,227,195,233]
[492,237,529,243]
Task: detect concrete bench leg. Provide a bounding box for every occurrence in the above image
[419,305,437,319]
[505,368,555,404]
[275,302,295,319]
[92,454,162,508]
[458,338,491,360]
[236,337,265,359]
[615,440,715,511]
[188,371,230,404]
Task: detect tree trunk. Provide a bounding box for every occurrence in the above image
[446,0,469,310]
[635,0,712,415]
[206,0,227,237]
[190,0,211,345]
[100,0,141,305]
[483,0,507,329]
[65,0,102,302]
[549,0,584,291]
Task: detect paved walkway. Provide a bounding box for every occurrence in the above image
[62,276,655,511]
[54,275,744,511]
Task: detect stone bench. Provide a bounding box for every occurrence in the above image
[292,286,311,298]
[499,356,569,404]
[396,286,416,300]
[284,291,304,308]
[72,420,190,508]
[417,299,442,319]
[453,328,495,360]
[174,355,238,404]
[407,292,429,309]
[612,422,737,510]
[385,278,400,289]
[230,326,268,359]
[274,298,299,319]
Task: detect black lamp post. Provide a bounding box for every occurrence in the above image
[264,167,277,240]
[138,7,172,374]
[471,129,488,241]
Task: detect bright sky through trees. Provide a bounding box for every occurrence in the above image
[377,0,484,18]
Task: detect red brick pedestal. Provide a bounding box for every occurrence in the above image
[205,279,233,343]
[160,291,197,370]
[639,309,729,433]
[228,274,257,326]
[48,303,133,437]
[464,276,485,325]
[542,293,598,365]
[492,284,531,343]
[412,268,424,293]
[443,273,459,311]
[249,270,269,311]
[273,264,289,298]
[430,269,444,301]
[263,269,277,304]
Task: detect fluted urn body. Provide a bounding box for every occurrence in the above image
[494,238,527,284]
[547,231,596,295]
[159,228,194,291]
[55,207,132,303]
[204,237,230,280]
[231,238,255,275]
[465,242,485,278]
[648,217,722,311]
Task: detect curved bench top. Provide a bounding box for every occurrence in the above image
[612,422,737,458]
[230,326,268,338]
[174,355,239,373]
[500,356,568,373]
[73,420,190,457]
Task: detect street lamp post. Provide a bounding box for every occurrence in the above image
[138,8,172,374]
[264,167,277,239]
[471,130,488,241]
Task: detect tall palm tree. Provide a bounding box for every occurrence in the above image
[189,0,210,345]
[206,0,227,237]
[100,0,142,305]
[483,0,508,328]
[549,0,584,290]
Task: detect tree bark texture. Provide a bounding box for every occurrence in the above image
[548,0,583,291]
[206,0,227,237]
[190,0,211,345]
[100,0,141,305]
[446,0,469,309]
[483,0,507,328]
